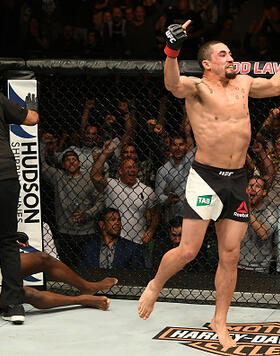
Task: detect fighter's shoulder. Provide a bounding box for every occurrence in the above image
[236,74,254,85]
[186,76,203,86]
[181,76,205,96]
[233,74,254,90]
[188,76,201,82]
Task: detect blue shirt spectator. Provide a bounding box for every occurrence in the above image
[81,208,145,269]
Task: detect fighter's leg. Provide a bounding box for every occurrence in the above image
[23,286,110,310]
[210,219,247,348]
[138,218,210,319]
[20,252,118,294]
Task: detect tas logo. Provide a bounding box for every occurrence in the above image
[154,322,280,355]
[197,195,212,206]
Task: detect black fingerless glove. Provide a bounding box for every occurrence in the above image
[164,24,187,57]
[25,93,38,112]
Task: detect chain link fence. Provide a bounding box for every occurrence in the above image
[2,59,280,306]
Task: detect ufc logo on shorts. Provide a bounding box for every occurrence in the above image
[166,30,176,43]
[219,171,234,176]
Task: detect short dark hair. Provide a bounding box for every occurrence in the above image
[197,40,223,70]
[84,124,98,132]
[168,216,183,230]
[170,135,185,145]
[122,143,136,150]
[98,208,120,222]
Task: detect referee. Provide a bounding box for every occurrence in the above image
[0,92,39,324]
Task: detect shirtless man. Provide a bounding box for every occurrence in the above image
[138,20,280,348]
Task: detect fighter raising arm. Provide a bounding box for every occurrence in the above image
[164,20,197,98]
[164,20,280,101]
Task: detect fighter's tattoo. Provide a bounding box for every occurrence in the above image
[194,80,214,94]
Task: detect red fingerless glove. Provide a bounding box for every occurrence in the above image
[164,45,180,58]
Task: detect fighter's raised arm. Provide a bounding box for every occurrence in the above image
[164,20,197,98]
[249,68,280,98]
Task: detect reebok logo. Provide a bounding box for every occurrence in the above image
[197,195,212,206]
[233,201,249,218]
[236,201,248,213]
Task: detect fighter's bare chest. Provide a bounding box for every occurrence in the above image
[199,84,248,111]
[194,79,247,104]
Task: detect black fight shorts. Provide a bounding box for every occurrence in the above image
[183,161,249,222]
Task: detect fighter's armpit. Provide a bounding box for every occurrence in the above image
[193,79,214,94]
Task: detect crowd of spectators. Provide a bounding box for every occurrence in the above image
[1,0,280,61]
[39,81,280,276]
[40,94,195,270]
[4,0,279,275]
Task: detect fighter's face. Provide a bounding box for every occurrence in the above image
[209,43,236,80]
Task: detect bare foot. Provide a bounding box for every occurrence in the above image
[79,295,110,310]
[209,319,237,348]
[81,277,118,295]
[138,280,161,320]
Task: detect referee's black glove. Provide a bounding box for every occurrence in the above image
[25,93,38,112]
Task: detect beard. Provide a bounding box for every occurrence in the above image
[225,70,237,79]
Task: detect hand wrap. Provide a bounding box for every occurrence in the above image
[164,24,187,58]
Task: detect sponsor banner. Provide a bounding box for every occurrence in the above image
[234,61,280,75]
[154,322,280,355]
[8,79,43,287]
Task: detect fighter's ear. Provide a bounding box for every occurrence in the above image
[202,59,211,71]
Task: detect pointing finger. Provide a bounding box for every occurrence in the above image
[182,19,192,31]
